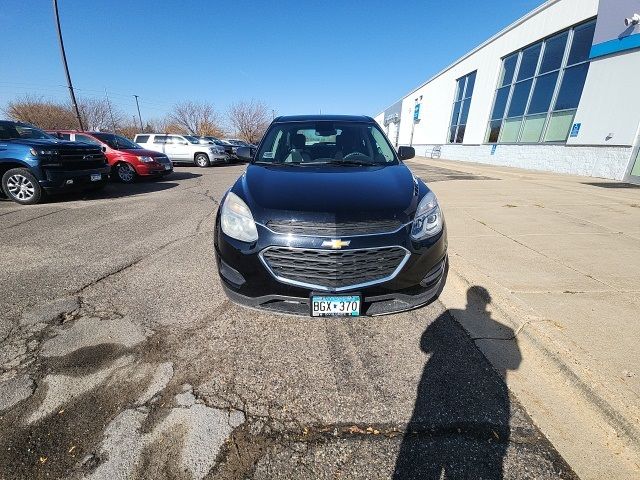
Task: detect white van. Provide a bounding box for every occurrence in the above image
[133,133,228,167]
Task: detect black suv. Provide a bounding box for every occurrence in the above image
[0,121,110,205]
[215,115,448,317]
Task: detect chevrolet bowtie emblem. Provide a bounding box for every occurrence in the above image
[322,239,351,249]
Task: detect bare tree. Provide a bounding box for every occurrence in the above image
[168,101,224,136]
[5,95,126,132]
[77,97,123,132]
[5,95,77,130]
[227,100,271,144]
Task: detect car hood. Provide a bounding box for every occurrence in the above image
[6,138,95,149]
[120,148,168,158]
[234,163,419,224]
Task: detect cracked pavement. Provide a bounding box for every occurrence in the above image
[0,166,577,479]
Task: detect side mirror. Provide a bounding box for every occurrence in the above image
[101,146,107,152]
[398,146,415,160]
[236,146,253,161]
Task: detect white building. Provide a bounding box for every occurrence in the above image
[374,0,640,183]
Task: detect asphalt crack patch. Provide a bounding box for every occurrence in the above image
[73,233,198,294]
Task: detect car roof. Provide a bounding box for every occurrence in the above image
[45,130,115,135]
[135,133,185,136]
[273,115,375,123]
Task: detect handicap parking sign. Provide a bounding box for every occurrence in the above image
[570,123,581,137]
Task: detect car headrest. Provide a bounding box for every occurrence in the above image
[292,133,306,150]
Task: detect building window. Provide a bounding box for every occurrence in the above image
[486,20,595,144]
[448,71,476,143]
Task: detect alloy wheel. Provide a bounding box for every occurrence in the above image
[196,154,209,167]
[6,174,35,201]
[118,163,135,183]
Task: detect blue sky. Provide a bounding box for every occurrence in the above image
[1,0,543,121]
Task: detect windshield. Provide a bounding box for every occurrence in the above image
[183,135,200,144]
[0,122,54,140]
[254,121,398,166]
[92,133,141,150]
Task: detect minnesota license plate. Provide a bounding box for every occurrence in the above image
[310,295,361,317]
[90,173,101,182]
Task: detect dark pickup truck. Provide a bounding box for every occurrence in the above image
[0,120,110,205]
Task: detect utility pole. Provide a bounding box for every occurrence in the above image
[133,95,143,131]
[104,88,116,132]
[53,0,84,131]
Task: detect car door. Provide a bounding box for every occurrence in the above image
[164,135,190,162]
[148,135,168,156]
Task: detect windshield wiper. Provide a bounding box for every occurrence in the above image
[300,159,376,167]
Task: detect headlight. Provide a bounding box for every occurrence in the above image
[411,190,443,240]
[210,146,223,154]
[221,192,259,242]
[137,156,154,163]
[35,149,58,156]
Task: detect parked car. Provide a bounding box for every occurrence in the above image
[201,136,236,159]
[223,139,257,161]
[214,115,447,317]
[0,120,109,205]
[224,138,254,147]
[133,133,227,167]
[47,130,172,184]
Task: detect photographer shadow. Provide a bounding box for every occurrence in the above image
[394,286,522,479]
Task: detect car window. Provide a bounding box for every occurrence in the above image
[256,122,398,165]
[75,134,101,145]
[153,135,168,144]
[0,123,54,140]
[167,136,186,145]
[93,133,141,150]
[135,135,150,143]
[370,126,396,162]
[58,133,71,140]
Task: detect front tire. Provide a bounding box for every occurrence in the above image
[115,162,137,183]
[195,153,210,168]
[2,168,43,205]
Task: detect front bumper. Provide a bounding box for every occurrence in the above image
[38,166,111,192]
[135,162,173,176]
[210,153,228,163]
[214,219,448,316]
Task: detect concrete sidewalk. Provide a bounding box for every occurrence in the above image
[407,157,640,479]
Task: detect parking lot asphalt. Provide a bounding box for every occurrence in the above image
[0,165,578,479]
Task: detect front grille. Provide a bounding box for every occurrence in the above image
[266,219,403,236]
[43,147,107,170]
[261,246,408,290]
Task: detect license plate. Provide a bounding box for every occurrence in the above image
[164,164,171,170]
[311,295,361,317]
[90,173,101,182]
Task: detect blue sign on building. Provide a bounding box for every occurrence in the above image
[590,0,640,59]
[413,104,420,121]
[570,123,581,138]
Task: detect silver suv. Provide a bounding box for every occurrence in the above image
[133,133,228,167]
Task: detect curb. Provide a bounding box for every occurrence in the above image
[439,253,640,480]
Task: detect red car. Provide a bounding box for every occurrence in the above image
[46,130,173,183]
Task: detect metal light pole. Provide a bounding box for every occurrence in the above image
[52,0,84,131]
[133,95,143,131]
